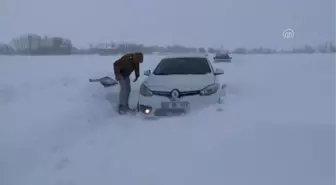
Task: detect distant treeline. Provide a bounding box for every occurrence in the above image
[0,34,335,55]
[72,42,336,55]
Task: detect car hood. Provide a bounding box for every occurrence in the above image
[144,74,215,91]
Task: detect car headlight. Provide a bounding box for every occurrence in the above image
[140,84,153,97]
[200,83,219,96]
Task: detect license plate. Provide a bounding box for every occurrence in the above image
[161,101,189,109]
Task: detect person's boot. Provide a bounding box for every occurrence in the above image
[117,104,126,115]
[125,105,136,113]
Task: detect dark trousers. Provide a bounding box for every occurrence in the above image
[118,76,131,109]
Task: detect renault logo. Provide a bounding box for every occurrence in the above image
[170,89,180,100]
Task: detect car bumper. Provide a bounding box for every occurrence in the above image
[138,85,226,117]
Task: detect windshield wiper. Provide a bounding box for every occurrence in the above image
[154,72,171,75]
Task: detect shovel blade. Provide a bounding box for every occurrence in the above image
[89,76,118,87]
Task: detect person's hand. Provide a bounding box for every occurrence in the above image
[133,76,138,82]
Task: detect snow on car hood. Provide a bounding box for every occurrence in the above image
[143,74,215,92]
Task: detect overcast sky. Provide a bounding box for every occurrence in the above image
[0,0,335,49]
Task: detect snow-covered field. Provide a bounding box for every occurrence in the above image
[0,54,335,185]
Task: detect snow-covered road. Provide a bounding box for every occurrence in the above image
[0,54,334,185]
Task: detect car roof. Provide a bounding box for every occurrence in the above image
[161,53,209,59]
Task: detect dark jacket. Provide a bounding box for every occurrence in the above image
[113,53,141,78]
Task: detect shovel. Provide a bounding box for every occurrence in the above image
[89,76,118,88]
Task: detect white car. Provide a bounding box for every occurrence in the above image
[137,55,227,117]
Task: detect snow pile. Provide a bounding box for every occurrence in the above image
[0,54,334,185]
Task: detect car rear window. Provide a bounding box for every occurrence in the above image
[153,57,211,75]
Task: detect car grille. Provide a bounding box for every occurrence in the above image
[152,90,200,98]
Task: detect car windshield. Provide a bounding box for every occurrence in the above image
[153,57,212,75]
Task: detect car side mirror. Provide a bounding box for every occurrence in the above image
[144,70,151,76]
[214,68,224,75]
